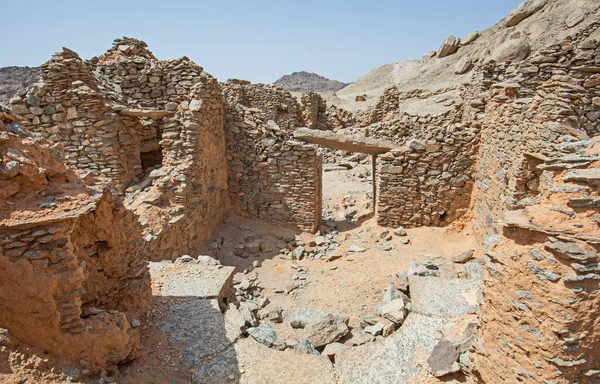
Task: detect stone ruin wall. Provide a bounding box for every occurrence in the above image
[354,86,480,228]
[0,120,150,374]
[300,91,355,132]
[9,38,231,260]
[10,37,322,241]
[9,48,136,192]
[469,21,600,384]
[223,80,321,233]
[473,23,600,239]
[126,74,229,261]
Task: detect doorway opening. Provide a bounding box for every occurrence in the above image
[320,149,376,231]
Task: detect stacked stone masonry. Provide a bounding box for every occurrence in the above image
[223,80,321,233]
[470,20,600,384]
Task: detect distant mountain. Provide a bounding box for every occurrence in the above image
[0,66,41,105]
[273,71,348,93]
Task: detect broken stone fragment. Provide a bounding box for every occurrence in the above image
[393,226,407,236]
[347,244,366,253]
[492,39,531,63]
[343,329,374,346]
[0,328,17,348]
[377,298,408,325]
[382,283,408,304]
[408,261,440,277]
[0,160,20,178]
[454,56,473,74]
[247,324,276,347]
[175,255,194,263]
[322,342,348,359]
[395,271,409,293]
[379,242,393,251]
[437,35,461,58]
[504,0,547,27]
[363,322,384,336]
[268,308,283,323]
[527,262,561,283]
[460,31,480,46]
[452,250,475,263]
[244,242,261,254]
[544,241,596,262]
[294,339,319,355]
[427,339,460,377]
[290,308,349,347]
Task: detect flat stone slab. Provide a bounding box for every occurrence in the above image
[409,276,481,319]
[149,261,235,301]
[335,312,453,383]
[194,338,336,384]
[158,299,237,364]
[292,127,396,155]
[563,168,600,186]
[119,109,173,118]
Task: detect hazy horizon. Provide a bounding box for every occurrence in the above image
[2,0,522,84]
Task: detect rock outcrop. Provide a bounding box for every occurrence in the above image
[0,66,40,105]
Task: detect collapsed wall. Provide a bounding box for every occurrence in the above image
[9,38,230,260]
[222,80,322,233]
[0,114,149,374]
[470,21,600,384]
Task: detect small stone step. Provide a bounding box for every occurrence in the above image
[149,261,235,301]
[158,299,236,363]
[409,276,482,319]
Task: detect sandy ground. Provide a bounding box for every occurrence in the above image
[1,166,477,384]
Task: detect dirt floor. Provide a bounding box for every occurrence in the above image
[0,165,478,383]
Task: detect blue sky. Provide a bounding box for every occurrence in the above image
[2,0,522,84]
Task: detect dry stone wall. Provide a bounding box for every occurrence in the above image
[377,125,478,227]
[9,38,230,261]
[472,20,600,239]
[351,86,480,228]
[130,77,229,261]
[223,80,321,233]
[9,48,135,191]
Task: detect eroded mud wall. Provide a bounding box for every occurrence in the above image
[471,22,600,383]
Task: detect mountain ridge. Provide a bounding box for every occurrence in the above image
[273,71,348,93]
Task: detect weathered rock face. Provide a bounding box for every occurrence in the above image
[504,0,547,27]
[0,66,40,105]
[491,38,531,63]
[437,35,461,58]
[0,116,150,374]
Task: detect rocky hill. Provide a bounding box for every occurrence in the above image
[323,0,600,112]
[274,71,348,92]
[0,66,40,105]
